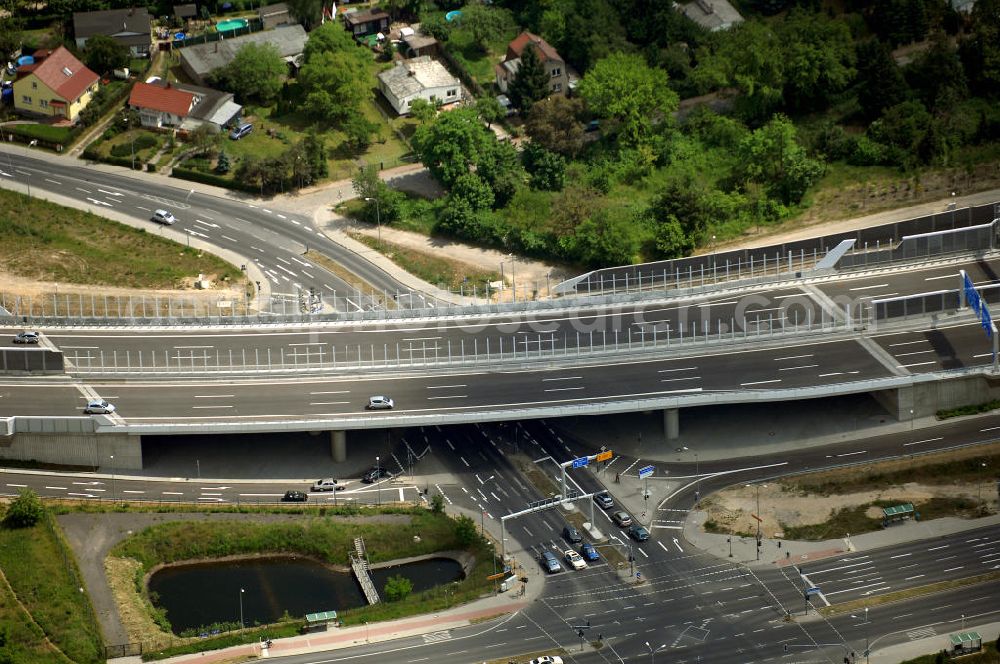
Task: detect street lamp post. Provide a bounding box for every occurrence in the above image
[239,587,245,630]
[123,114,136,170]
[376,455,381,507]
[364,197,381,245]
[645,641,667,664]
[978,462,989,512]
[747,483,766,560]
[110,455,116,503]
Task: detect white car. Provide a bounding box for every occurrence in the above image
[151,209,176,225]
[564,550,587,570]
[529,657,564,664]
[84,399,116,414]
[366,395,394,410]
[311,478,344,492]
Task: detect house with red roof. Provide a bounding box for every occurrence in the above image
[495,31,570,98]
[12,46,100,122]
[128,81,243,133]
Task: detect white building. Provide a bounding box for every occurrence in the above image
[377,56,460,116]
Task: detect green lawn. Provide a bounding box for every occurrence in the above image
[3,124,75,144]
[0,187,241,287]
[0,515,103,664]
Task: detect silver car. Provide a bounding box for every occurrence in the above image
[151,209,176,225]
[13,331,39,344]
[367,396,394,410]
[84,399,116,414]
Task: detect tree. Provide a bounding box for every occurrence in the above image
[383,574,413,602]
[475,95,504,128]
[525,96,585,157]
[460,3,514,52]
[421,15,451,42]
[83,34,128,75]
[214,42,286,103]
[342,114,379,153]
[867,100,932,168]
[454,515,478,545]
[302,20,359,64]
[286,0,323,31]
[904,35,967,113]
[352,163,402,223]
[413,108,494,188]
[430,492,445,513]
[775,11,855,112]
[409,98,438,124]
[299,49,372,124]
[3,488,44,528]
[523,143,565,191]
[451,173,494,211]
[188,123,218,157]
[578,52,678,146]
[301,129,328,180]
[735,115,825,204]
[959,0,1000,97]
[652,215,693,259]
[215,150,231,174]
[560,208,638,267]
[870,0,928,47]
[0,15,23,64]
[855,39,909,121]
[507,43,550,113]
[474,139,524,208]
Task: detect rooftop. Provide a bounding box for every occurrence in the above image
[378,56,459,99]
[344,7,389,26]
[676,0,744,31]
[73,7,151,38]
[179,24,307,77]
[505,31,561,63]
[129,81,195,117]
[19,46,99,102]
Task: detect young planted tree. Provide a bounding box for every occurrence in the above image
[507,44,550,113]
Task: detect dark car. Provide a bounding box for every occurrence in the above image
[580,541,600,562]
[562,525,583,543]
[593,492,614,509]
[282,490,308,502]
[628,524,650,542]
[361,466,393,483]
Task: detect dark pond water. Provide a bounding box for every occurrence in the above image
[148,556,465,634]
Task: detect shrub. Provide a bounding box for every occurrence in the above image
[383,575,412,602]
[430,493,445,514]
[3,489,44,528]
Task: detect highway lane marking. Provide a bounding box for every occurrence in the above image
[942,566,964,572]
[894,350,935,357]
[44,178,62,185]
[637,547,649,557]
[460,456,469,467]
[427,395,467,400]
[5,484,26,488]
[981,426,1000,432]
[98,189,123,196]
[401,336,442,341]
[194,394,235,398]
[657,366,698,373]
[740,379,781,386]
[239,493,283,497]
[75,187,91,193]
[192,405,234,409]
[161,491,184,495]
[658,541,670,553]
[697,300,738,307]
[898,361,937,368]
[773,354,813,361]
[823,581,887,596]
[925,273,959,281]
[888,340,928,347]
[121,490,144,494]
[277,213,287,219]
[310,401,349,405]
[660,376,701,382]
[174,345,214,349]
[778,364,818,371]
[310,390,350,394]
[849,283,889,291]
[61,346,99,349]
[834,450,866,457]
[221,235,239,242]
[541,376,583,381]
[927,545,949,551]
[903,437,943,447]
[544,387,585,392]
[427,385,467,389]
[818,371,861,377]
[889,553,912,559]
[45,486,67,490]
[288,342,325,346]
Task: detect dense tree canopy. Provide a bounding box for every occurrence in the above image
[83,34,128,75]
[412,108,495,188]
[214,42,286,104]
[525,96,586,157]
[507,44,550,112]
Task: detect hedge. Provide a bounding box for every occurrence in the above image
[171,167,258,193]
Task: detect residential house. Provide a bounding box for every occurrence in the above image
[73,7,152,57]
[343,8,390,40]
[178,24,307,86]
[173,4,199,27]
[495,31,568,97]
[377,56,460,115]
[128,80,242,132]
[675,0,743,31]
[12,46,99,122]
[259,2,292,29]
[400,25,438,58]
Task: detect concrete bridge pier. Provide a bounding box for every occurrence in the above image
[330,430,347,463]
[664,408,680,440]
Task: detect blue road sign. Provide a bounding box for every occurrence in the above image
[638,465,655,479]
[572,456,589,469]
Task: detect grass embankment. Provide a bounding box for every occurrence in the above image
[938,399,1000,420]
[0,513,104,664]
[0,188,240,288]
[347,232,501,292]
[110,507,496,660]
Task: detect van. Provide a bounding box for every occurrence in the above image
[541,550,562,573]
[229,123,253,140]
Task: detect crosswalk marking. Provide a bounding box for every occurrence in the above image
[907,627,936,641]
[423,630,452,643]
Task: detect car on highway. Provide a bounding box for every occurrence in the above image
[83,399,115,414]
[564,549,587,570]
[580,541,600,562]
[366,395,394,410]
[528,656,564,664]
[611,511,632,528]
[361,466,392,483]
[151,209,176,225]
[311,478,343,492]
[562,525,583,543]
[593,492,614,509]
[12,331,39,344]
[540,550,562,574]
[282,490,308,502]
[628,524,650,542]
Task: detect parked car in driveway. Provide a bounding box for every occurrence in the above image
[580,541,600,562]
[83,399,115,414]
[311,478,343,492]
[593,492,614,509]
[12,331,39,344]
[628,524,650,542]
[611,511,632,527]
[540,550,562,573]
[282,490,307,502]
[229,122,253,140]
[564,549,587,570]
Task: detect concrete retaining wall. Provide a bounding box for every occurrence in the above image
[0,348,65,373]
[874,374,1000,420]
[0,432,143,469]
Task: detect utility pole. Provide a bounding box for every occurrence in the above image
[570,620,591,652]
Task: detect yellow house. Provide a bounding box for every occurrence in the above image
[13,46,100,122]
